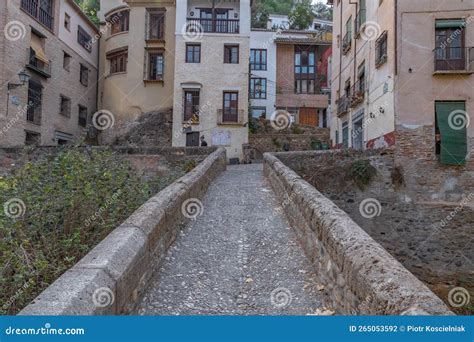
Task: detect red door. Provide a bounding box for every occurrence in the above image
[299,108,319,126]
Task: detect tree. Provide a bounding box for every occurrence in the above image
[251,0,293,28]
[74,0,100,26]
[288,0,314,30]
[313,1,333,20]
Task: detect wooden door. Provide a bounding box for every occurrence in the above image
[299,107,319,126]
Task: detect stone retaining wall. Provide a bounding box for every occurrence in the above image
[19,148,227,315]
[263,152,452,315]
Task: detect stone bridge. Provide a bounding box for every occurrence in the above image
[20,148,452,316]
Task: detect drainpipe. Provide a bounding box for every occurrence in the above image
[349,0,358,87]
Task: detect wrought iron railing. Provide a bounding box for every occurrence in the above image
[21,0,54,30]
[434,47,474,72]
[217,109,245,125]
[186,18,240,34]
[26,48,51,77]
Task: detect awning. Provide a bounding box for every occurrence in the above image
[435,19,466,29]
[30,34,49,63]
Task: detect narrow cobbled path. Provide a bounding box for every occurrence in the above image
[138,164,332,315]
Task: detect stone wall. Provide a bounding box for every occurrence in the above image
[276,149,473,314]
[248,130,330,160]
[19,148,227,315]
[264,152,452,315]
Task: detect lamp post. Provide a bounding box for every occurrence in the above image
[6,70,31,117]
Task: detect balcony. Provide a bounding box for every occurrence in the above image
[186,18,239,34]
[342,32,352,54]
[355,9,366,36]
[336,96,351,117]
[26,48,51,78]
[350,81,365,107]
[434,47,474,74]
[21,0,54,30]
[217,109,245,125]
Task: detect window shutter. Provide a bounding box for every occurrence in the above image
[436,102,467,165]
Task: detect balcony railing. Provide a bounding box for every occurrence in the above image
[342,31,352,54]
[355,9,366,35]
[21,0,54,30]
[350,80,366,107]
[336,96,351,117]
[186,18,240,34]
[434,47,474,73]
[217,109,245,125]
[26,48,51,78]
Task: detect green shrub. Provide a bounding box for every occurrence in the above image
[0,148,153,314]
[345,159,377,190]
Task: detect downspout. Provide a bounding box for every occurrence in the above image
[338,0,343,97]
[349,0,358,86]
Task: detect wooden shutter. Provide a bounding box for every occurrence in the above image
[436,101,467,165]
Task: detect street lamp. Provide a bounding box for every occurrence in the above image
[6,69,31,116]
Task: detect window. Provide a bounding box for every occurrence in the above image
[59,95,71,117]
[63,52,71,71]
[375,31,388,67]
[222,92,239,122]
[64,13,71,31]
[224,45,239,64]
[250,49,267,70]
[294,45,317,94]
[250,78,267,99]
[78,105,88,127]
[186,44,201,63]
[251,107,266,119]
[21,0,54,30]
[110,10,129,34]
[435,19,466,71]
[183,90,200,122]
[343,16,352,53]
[80,64,89,86]
[77,25,92,52]
[435,101,467,165]
[25,131,41,145]
[186,132,200,147]
[148,52,164,81]
[26,80,42,124]
[108,50,128,74]
[29,31,50,76]
[147,9,165,40]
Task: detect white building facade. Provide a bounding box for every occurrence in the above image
[172,0,251,161]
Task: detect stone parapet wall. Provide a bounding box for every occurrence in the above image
[19,148,227,315]
[263,152,452,315]
[248,130,330,160]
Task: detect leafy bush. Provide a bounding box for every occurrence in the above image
[345,160,377,190]
[0,148,157,314]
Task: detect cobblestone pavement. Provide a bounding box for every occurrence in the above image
[138,164,333,315]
